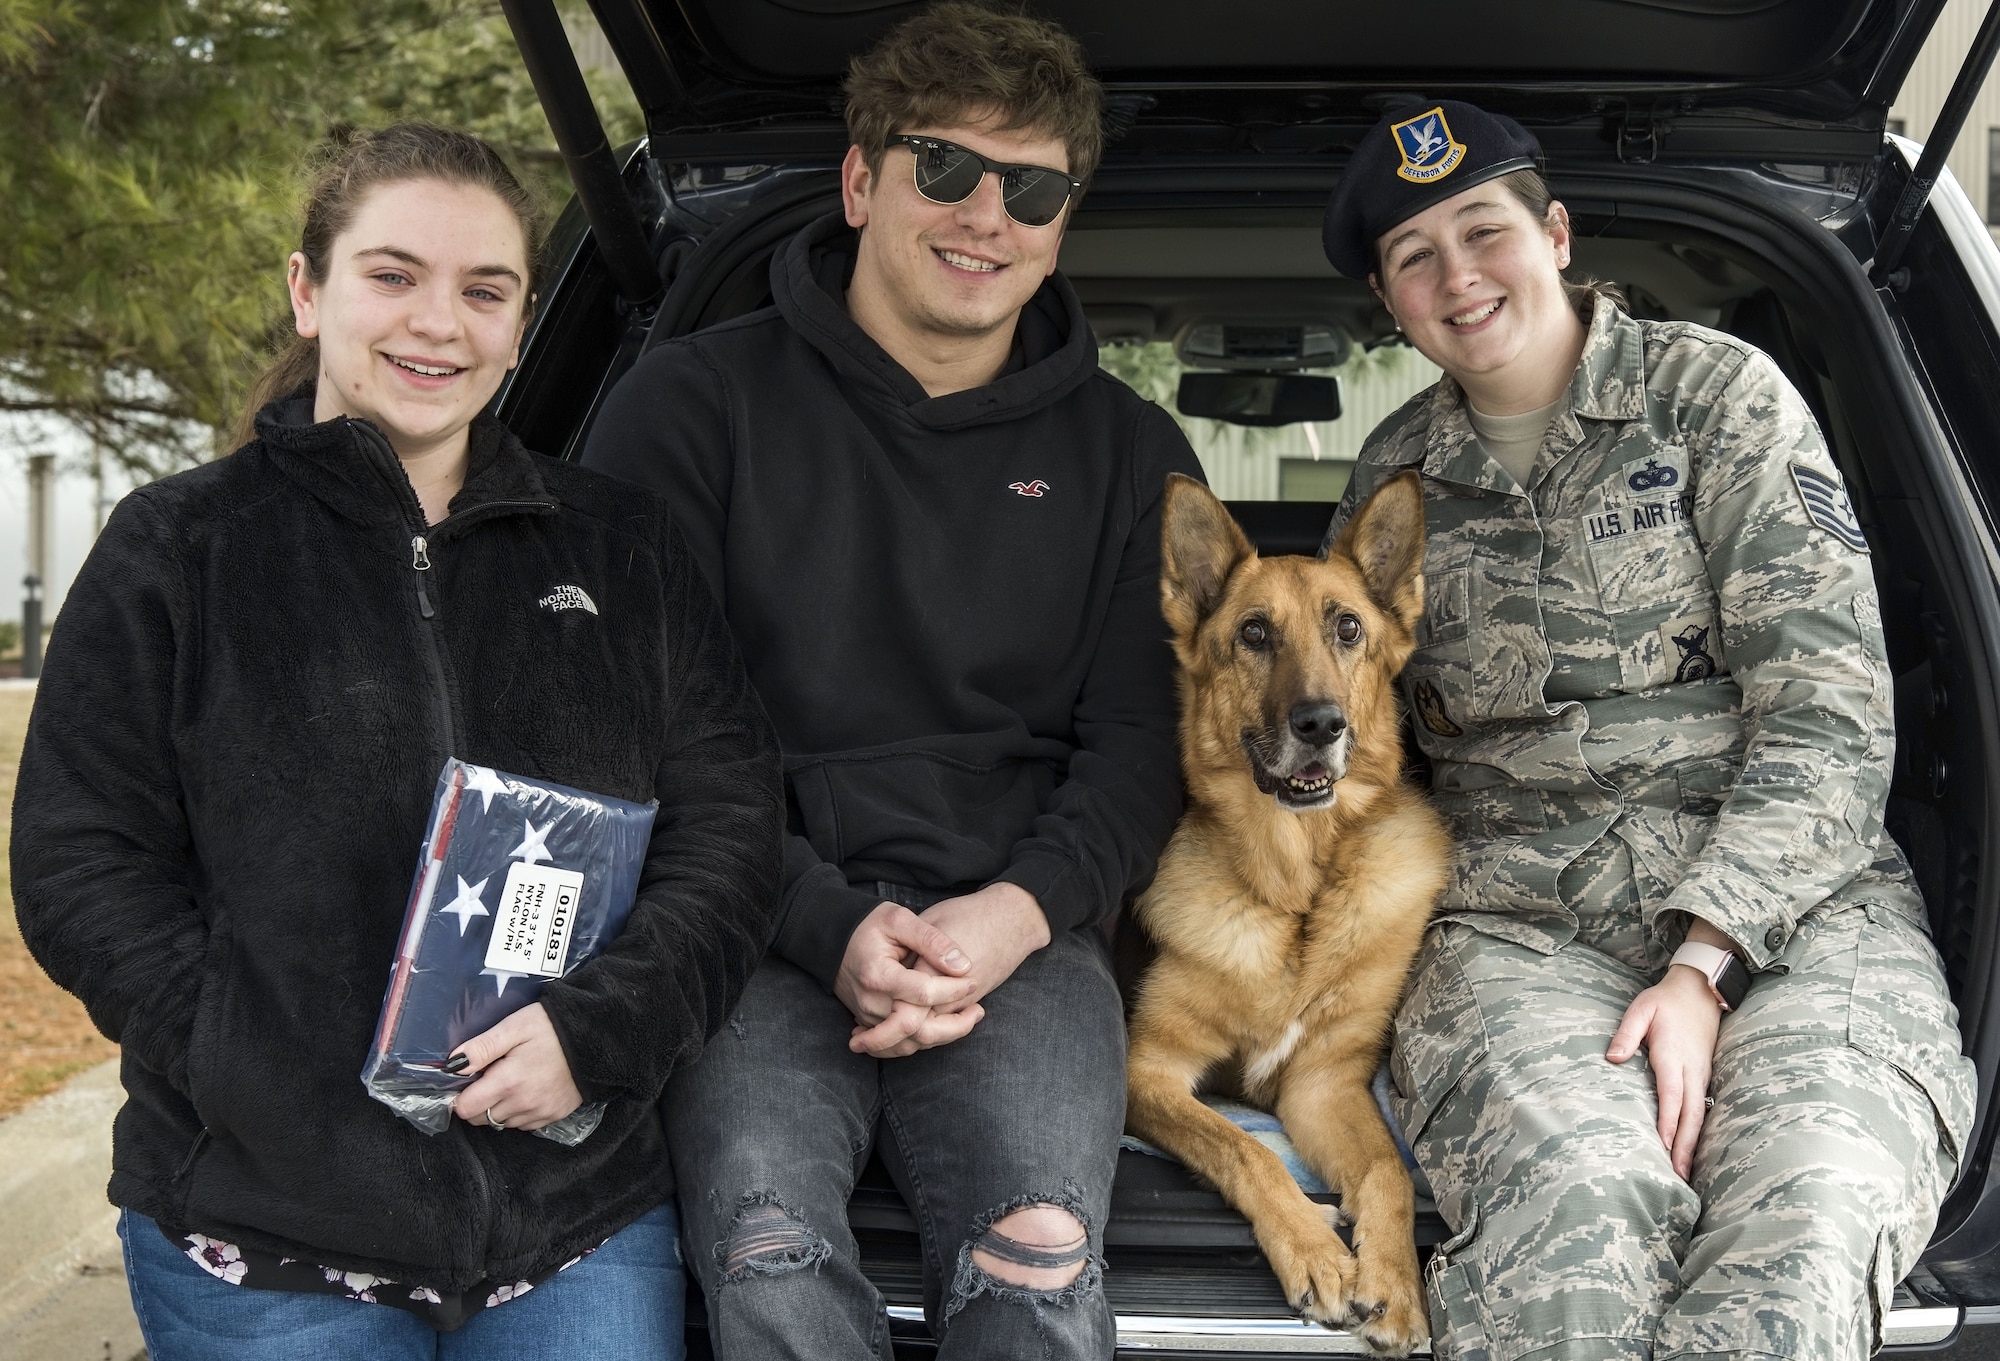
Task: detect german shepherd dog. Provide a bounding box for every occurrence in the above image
[1125,471,1448,1355]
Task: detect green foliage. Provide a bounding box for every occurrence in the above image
[1,0,640,476]
[1095,339,1182,409]
[0,0,68,67]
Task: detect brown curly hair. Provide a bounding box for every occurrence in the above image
[843,3,1104,186]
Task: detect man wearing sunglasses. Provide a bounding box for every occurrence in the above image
[583,3,1202,1358]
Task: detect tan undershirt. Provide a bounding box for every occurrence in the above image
[1468,397,1563,488]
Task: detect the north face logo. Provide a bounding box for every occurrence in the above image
[539,585,598,615]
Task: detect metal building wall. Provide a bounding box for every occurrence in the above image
[1890,0,2000,234]
[1173,347,1443,503]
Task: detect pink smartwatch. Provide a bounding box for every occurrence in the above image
[1670,940,1750,1012]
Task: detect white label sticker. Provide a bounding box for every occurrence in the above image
[482,863,586,979]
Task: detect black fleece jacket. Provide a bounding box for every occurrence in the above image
[12,402,782,1290]
[583,213,1202,986]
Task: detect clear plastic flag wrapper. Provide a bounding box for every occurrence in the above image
[362,759,657,1144]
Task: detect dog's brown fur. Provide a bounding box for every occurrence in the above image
[1126,471,1448,1355]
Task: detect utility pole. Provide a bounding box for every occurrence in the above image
[22,452,51,679]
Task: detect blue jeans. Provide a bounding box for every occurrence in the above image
[120,1203,684,1360]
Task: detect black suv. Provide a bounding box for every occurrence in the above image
[495,1,2000,1353]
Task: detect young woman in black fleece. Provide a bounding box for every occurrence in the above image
[12,124,782,1360]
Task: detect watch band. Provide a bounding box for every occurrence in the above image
[1670,940,1750,1012]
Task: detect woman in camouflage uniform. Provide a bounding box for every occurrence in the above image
[1321,100,1977,1359]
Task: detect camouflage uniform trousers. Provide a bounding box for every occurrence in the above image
[1391,841,1972,1360]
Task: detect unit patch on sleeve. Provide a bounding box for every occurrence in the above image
[1789,463,1870,553]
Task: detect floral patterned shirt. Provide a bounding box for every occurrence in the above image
[160,1221,600,1331]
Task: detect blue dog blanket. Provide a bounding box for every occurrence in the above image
[1121,1065,1433,1200]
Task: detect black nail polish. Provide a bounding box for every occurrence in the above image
[443,1053,470,1074]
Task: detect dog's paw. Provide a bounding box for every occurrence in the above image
[1346,1254,1427,1356]
[1268,1232,1357,1328]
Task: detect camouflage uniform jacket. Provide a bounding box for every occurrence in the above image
[1329,295,1912,972]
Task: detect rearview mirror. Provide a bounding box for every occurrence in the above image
[1176,372,1342,427]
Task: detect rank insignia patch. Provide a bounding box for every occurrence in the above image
[1391,107,1468,184]
[1662,618,1720,682]
[1411,676,1464,737]
[1790,463,1870,553]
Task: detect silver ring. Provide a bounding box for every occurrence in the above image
[487,1107,506,1130]
[1703,1097,1715,1110]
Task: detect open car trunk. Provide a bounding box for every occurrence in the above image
[601,0,1942,162]
[496,127,2000,1346]
[480,0,2000,1349]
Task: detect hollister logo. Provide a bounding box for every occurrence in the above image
[1009,480,1050,498]
[539,585,598,615]
[1392,107,1467,184]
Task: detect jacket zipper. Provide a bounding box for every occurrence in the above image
[412,534,434,616]
[348,423,548,1252]
[405,498,559,756]
[407,530,458,769]
[404,528,503,1252]
[349,423,551,758]
[404,506,554,1249]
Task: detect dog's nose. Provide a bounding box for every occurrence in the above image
[1289,702,1346,746]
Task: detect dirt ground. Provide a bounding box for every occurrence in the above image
[0,686,114,1118]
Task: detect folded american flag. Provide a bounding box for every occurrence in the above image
[361,758,656,1143]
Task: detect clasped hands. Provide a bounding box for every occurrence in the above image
[438,886,1051,1127]
[834,882,1051,1058]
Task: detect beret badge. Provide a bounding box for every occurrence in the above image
[1392,107,1466,184]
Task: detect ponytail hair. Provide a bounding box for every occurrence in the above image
[232,124,547,451]
[1491,168,1625,317]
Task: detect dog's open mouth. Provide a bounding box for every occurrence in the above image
[1282,762,1332,800]
[1243,736,1343,811]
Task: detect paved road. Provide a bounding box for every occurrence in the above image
[0,1059,144,1360]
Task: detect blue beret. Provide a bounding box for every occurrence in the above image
[1321,101,1541,279]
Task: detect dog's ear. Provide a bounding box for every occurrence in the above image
[1332,470,1426,631]
[1161,473,1255,638]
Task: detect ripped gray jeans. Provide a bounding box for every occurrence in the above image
[662,901,1125,1361]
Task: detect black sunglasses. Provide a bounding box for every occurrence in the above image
[886,134,1081,228]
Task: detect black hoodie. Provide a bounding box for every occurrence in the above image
[12,403,782,1288]
[584,213,1203,985]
